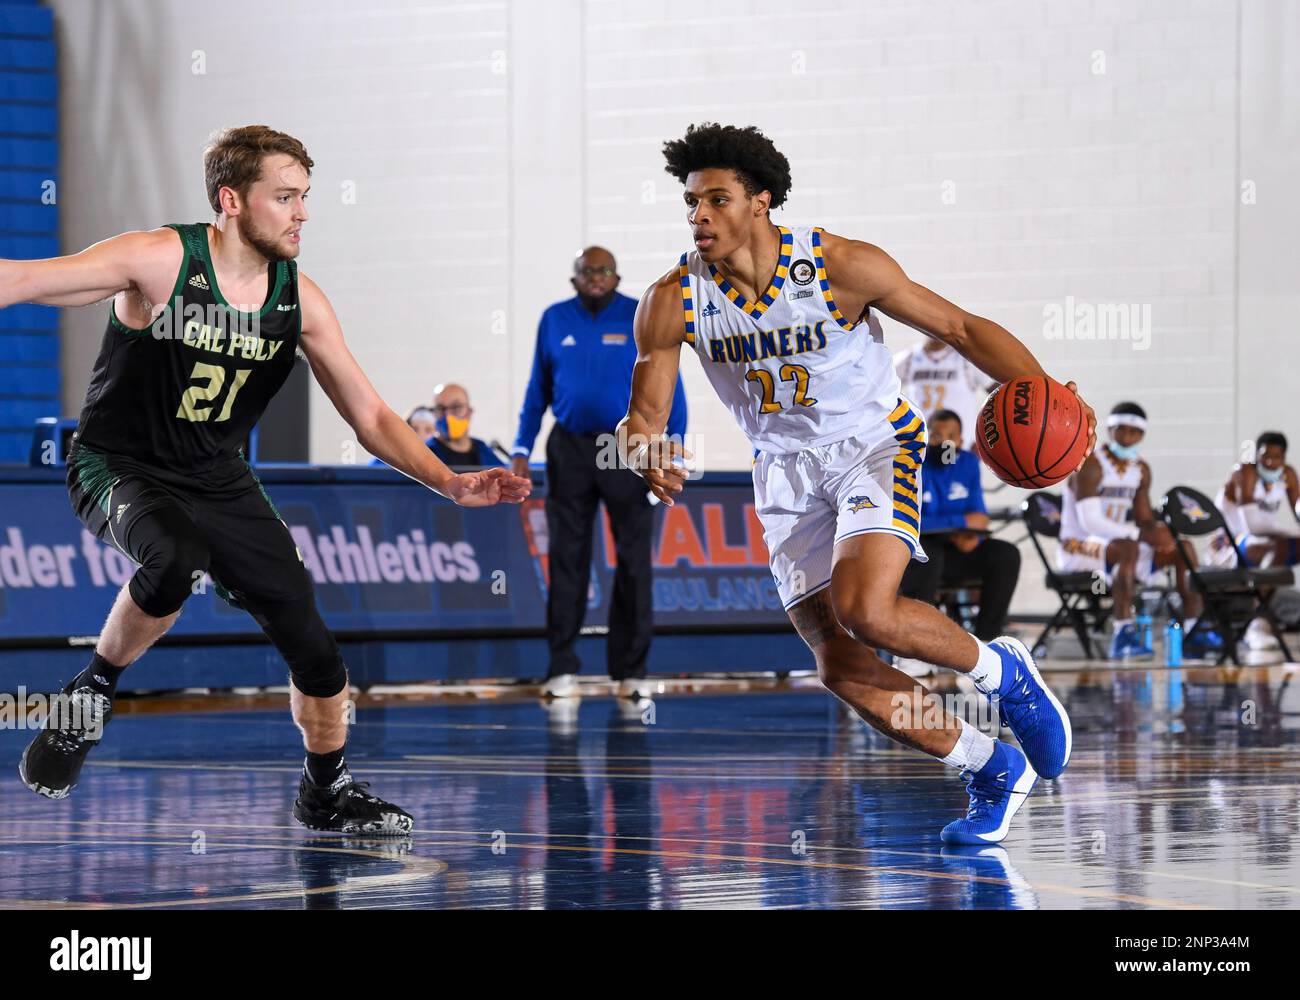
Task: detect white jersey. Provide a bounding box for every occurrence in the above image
[1061,446,1142,542]
[1217,471,1300,540]
[893,342,987,442]
[678,225,900,454]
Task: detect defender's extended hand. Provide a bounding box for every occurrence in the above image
[445,467,532,507]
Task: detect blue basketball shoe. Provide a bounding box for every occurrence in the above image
[1108,623,1153,660]
[984,636,1072,779]
[941,741,1038,846]
[1183,626,1225,658]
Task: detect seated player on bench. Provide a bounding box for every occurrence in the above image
[1211,430,1300,652]
[1059,402,1222,660]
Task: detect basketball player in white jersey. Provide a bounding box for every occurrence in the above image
[1211,431,1300,650]
[893,337,991,444]
[616,124,1095,845]
[1059,401,1220,660]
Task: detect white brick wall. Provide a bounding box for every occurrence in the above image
[53,0,513,466]
[584,0,1240,489]
[47,0,1299,618]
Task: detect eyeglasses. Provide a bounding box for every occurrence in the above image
[576,266,617,278]
[433,402,470,416]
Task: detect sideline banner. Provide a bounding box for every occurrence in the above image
[0,469,785,643]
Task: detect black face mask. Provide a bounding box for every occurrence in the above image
[574,286,618,315]
[926,444,946,465]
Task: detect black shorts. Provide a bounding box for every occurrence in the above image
[66,445,314,612]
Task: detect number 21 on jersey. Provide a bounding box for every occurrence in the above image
[176,361,251,422]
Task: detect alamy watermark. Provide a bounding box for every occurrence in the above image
[1043,296,1151,351]
[890,685,1000,733]
[596,431,705,478]
[0,687,105,740]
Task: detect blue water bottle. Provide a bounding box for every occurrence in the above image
[1164,619,1183,667]
[1136,611,1153,652]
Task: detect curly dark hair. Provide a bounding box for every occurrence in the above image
[662,123,792,210]
[1258,431,1288,453]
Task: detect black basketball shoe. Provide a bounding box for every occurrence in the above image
[18,682,114,800]
[292,771,414,836]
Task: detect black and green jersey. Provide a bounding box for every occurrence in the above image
[71,223,301,487]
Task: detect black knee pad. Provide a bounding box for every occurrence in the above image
[254,595,348,698]
[128,530,211,618]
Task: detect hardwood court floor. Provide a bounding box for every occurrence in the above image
[0,663,1296,909]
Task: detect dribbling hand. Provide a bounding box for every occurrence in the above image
[642,439,693,507]
[1066,380,1097,471]
[446,466,532,507]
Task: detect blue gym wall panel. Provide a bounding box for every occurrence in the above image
[0,3,59,466]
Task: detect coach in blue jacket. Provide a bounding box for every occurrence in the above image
[901,409,1021,641]
[512,247,688,700]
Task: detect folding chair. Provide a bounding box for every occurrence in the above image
[1158,485,1295,664]
[1021,491,1112,659]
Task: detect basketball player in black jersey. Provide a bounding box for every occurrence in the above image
[0,126,531,834]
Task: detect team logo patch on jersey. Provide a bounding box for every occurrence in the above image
[847,495,878,513]
[790,259,816,286]
[602,333,627,345]
[188,273,209,290]
[701,302,721,318]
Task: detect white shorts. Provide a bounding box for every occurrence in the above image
[1057,536,1159,584]
[754,397,928,610]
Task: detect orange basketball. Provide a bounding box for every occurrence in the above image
[974,376,1089,488]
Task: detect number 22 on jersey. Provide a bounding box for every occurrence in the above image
[745,364,817,414]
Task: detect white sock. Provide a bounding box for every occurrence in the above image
[1185,617,1198,632]
[942,718,996,773]
[1113,618,1133,633]
[968,639,1003,695]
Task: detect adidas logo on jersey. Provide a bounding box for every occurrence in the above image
[700,302,721,318]
[188,273,209,290]
[561,335,577,347]
[115,503,131,524]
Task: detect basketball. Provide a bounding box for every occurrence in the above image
[974,375,1089,488]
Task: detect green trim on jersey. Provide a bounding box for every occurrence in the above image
[191,223,287,320]
[70,444,119,516]
[287,259,302,341]
[109,225,193,335]
[242,452,284,521]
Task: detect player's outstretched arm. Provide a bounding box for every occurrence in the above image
[0,229,177,309]
[616,270,691,506]
[298,273,529,507]
[823,232,1096,463]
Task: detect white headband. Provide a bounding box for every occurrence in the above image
[1107,413,1147,431]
